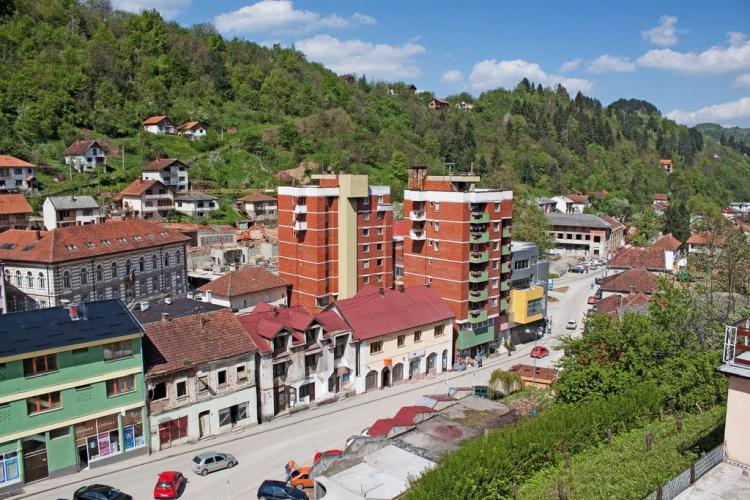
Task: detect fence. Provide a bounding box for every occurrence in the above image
[643,445,725,500]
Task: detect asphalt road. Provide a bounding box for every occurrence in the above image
[20,268,602,500]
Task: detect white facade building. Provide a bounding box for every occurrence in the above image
[174,193,218,218]
[142,159,189,192]
[42,196,104,230]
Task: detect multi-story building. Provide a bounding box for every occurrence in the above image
[545,213,623,258]
[0,219,189,312]
[332,285,454,393]
[174,193,218,218]
[143,309,258,450]
[63,140,107,173]
[0,193,32,231]
[0,155,36,191]
[720,318,750,466]
[508,241,549,346]
[402,167,513,358]
[117,179,174,219]
[277,174,393,312]
[236,193,278,222]
[237,304,354,419]
[0,301,147,494]
[42,196,104,230]
[392,219,406,287]
[142,159,189,192]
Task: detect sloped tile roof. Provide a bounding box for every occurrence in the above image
[0,194,32,215]
[509,364,558,383]
[143,159,187,171]
[595,293,651,317]
[178,121,205,131]
[599,268,658,295]
[608,247,666,271]
[142,115,170,126]
[64,140,103,155]
[0,155,34,168]
[237,192,276,203]
[652,234,681,251]
[197,267,288,298]
[117,179,170,197]
[652,193,669,201]
[567,194,590,204]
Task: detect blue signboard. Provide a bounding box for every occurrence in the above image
[123,425,135,451]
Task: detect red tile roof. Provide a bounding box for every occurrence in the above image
[117,179,170,198]
[177,121,204,131]
[64,140,103,156]
[335,286,455,341]
[600,268,658,295]
[237,192,276,203]
[143,158,187,171]
[609,247,666,271]
[509,364,558,383]
[652,193,669,201]
[0,219,189,263]
[687,232,722,246]
[197,267,288,298]
[567,194,590,204]
[652,234,681,251]
[142,115,169,126]
[143,309,257,376]
[595,293,651,317]
[0,194,32,215]
[660,159,673,165]
[0,155,34,168]
[366,406,436,437]
[599,214,625,230]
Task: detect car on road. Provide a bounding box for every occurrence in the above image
[569,265,585,273]
[154,471,186,499]
[530,346,549,359]
[313,449,343,464]
[257,479,307,499]
[566,320,577,330]
[288,465,313,490]
[73,485,132,500]
[191,451,237,476]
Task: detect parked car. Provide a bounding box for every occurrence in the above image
[73,485,132,500]
[288,465,313,490]
[191,451,237,476]
[569,266,585,273]
[313,449,343,464]
[154,471,186,499]
[529,346,549,359]
[257,480,307,499]
[587,296,598,304]
[566,320,577,330]
[595,277,604,285]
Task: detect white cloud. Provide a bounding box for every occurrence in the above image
[666,97,750,126]
[295,35,425,80]
[637,31,750,74]
[735,73,750,89]
[215,1,375,36]
[441,70,464,83]
[112,0,191,17]
[467,59,593,95]
[642,15,680,46]
[560,58,582,73]
[586,55,636,74]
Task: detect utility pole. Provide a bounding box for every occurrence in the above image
[122,145,125,171]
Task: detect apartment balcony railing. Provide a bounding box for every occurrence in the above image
[293,220,308,231]
[377,202,393,212]
[409,210,426,221]
[469,251,489,264]
[500,299,508,311]
[502,262,511,274]
[501,281,510,292]
[470,231,489,244]
[293,204,307,214]
[468,309,488,323]
[503,226,511,238]
[469,270,489,283]
[145,193,173,200]
[471,212,490,223]
[502,244,511,256]
[468,289,488,302]
[410,229,426,241]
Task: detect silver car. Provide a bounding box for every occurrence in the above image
[191,451,237,476]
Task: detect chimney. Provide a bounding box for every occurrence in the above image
[398,284,405,293]
[379,287,385,296]
[68,304,80,321]
[161,312,170,324]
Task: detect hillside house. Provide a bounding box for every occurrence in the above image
[660,158,673,173]
[142,159,189,192]
[63,140,107,172]
[236,193,277,221]
[177,121,207,140]
[43,196,103,230]
[567,194,591,213]
[142,116,176,135]
[196,267,288,312]
[174,193,218,218]
[0,155,36,191]
[456,101,474,110]
[0,193,32,231]
[428,98,449,110]
[116,179,174,219]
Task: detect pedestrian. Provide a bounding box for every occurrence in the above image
[285,461,293,482]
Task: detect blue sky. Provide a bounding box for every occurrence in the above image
[114,1,750,126]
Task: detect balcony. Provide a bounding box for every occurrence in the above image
[377,202,393,212]
[470,231,489,244]
[409,210,426,221]
[503,227,511,238]
[468,289,488,302]
[723,323,750,368]
[145,192,173,200]
[502,262,510,274]
[502,244,511,256]
[410,229,426,241]
[469,270,489,283]
[471,212,490,223]
[469,251,489,264]
[468,309,488,323]
[293,220,308,231]
[293,204,307,214]
[500,299,508,311]
[501,281,510,292]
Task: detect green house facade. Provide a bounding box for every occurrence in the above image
[0,300,147,493]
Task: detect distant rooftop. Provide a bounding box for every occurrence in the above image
[545,212,610,229]
[131,297,225,325]
[46,195,99,210]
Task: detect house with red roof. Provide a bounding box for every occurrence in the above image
[142,158,189,192]
[567,194,591,213]
[63,139,107,172]
[0,193,32,231]
[236,192,277,221]
[176,121,207,140]
[599,268,659,297]
[0,154,36,191]
[143,309,258,449]
[196,267,288,312]
[608,234,682,273]
[330,285,455,394]
[660,158,673,173]
[428,98,449,110]
[142,115,176,135]
[237,303,354,419]
[116,179,174,219]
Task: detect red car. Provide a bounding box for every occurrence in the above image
[154,471,186,499]
[530,346,549,359]
[313,449,343,464]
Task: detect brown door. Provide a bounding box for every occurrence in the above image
[158,422,171,450]
[22,437,48,483]
[273,385,288,415]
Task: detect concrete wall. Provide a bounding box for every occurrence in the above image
[725,375,750,465]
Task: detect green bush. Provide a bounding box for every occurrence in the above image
[404,384,662,500]
[488,369,522,398]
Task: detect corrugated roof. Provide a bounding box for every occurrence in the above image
[132,298,226,324]
[46,195,99,210]
[545,212,610,229]
[0,194,32,215]
[197,267,288,298]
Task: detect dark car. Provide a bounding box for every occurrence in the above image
[73,485,132,500]
[569,266,585,273]
[257,479,307,499]
[595,277,604,285]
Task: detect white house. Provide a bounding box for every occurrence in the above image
[197,267,288,312]
[117,179,174,219]
[0,155,36,191]
[236,193,277,221]
[43,195,104,230]
[142,116,176,135]
[551,195,573,213]
[63,140,107,172]
[142,159,189,192]
[177,121,207,140]
[174,193,218,218]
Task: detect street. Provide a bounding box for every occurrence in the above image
[19,268,602,500]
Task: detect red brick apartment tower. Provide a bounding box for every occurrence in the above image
[403,167,513,357]
[278,174,393,312]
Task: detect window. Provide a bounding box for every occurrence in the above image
[493,260,499,270]
[37,272,45,290]
[491,279,499,289]
[149,382,167,401]
[377,227,383,236]
[26,271,33,288]
[0,450,20,484]
[527,298,544,317]
[23,354,58,377]
[175,250,181,264]
[494,222,500,231]
[377,258,383,267]
[3,269,8,282]
[414,330,422,342]
[164,254,170,267]
[493,241,500,251]
[176,380,187,398]
[370,341,383,354]
[434,241,439,252]
[362,244,369,253]
[96,265,103,282]
[434,222,440,232]
[362,276,369,285]
[49,427,70,439]
[139,256,145,272]
[434,325,445,337]
[397,335,405,347]
[334,336,346,359]
[125,259,132,275]
[236,365,248,381]
[362,260,370,269]
[491,297,498,307]
[103,340,134,361]
[27,392,61,415]
[15,270,21,287]
[361,197,369,206]
[435,202,440,212]
[362,212,370,221]
[197,375,209,393]
[494,202,500,212]
[305,354,318,376]
[376,243,383,251]
[107,375,136,396]
[111,262,117,278]
[152,254,157,269]
[217,370,227,387]
[514,259,530,270]
[80,268,87,285]
[362,228,370,237]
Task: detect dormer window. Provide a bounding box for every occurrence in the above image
[66,244,78,251]
[84,241,95,248]
[118,237,127,243]
[305,329,317,346]
[273,335,286,353]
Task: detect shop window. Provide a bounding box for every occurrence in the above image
[0,450,20,485]
[50,427,70,439]
[219,408,232,427]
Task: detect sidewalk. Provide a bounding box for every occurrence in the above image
[13,343,543,499]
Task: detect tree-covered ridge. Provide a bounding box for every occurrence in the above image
[1,0,750,212]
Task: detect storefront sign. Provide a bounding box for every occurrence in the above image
[97,432,111,457]
[123,426,135,451]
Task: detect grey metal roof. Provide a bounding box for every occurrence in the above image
[175,193,217,202]
[46,195,99,210]
[535,196,555,204]
[545,212,610,229]
[132,297,225,324]
[0,300,144,359]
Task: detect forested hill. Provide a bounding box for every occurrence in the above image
[1,0,749,212]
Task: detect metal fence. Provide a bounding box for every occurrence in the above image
[644,445,725,500]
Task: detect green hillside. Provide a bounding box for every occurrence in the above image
[2,0,750,213]
[696,123,750,156]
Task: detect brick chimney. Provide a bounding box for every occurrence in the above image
[161,312,170,324]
